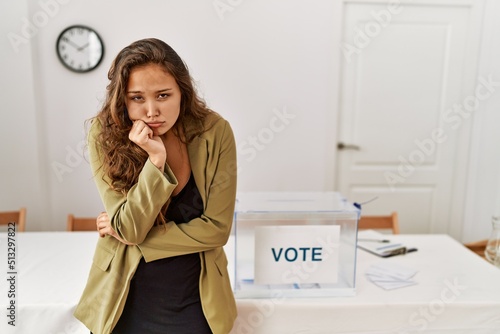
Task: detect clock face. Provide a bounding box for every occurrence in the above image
[56,25,104,73]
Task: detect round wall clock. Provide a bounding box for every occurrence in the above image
[56,25,104,73]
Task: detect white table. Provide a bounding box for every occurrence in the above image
[231,234,500,334]
[0,232,95,334]
[1,232,499,334]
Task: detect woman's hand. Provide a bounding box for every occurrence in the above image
[96,212,136,246]
[128,120,166,170]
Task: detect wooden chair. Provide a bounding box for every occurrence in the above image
[464,239,488,260]
[0,208,26,232]
[358,211,400,234]
[67,214,97,231]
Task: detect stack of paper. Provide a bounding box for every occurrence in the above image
[365,262,418,290]
[357,229,408,257]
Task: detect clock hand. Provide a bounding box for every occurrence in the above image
[77,43,89,52]
[66,40,81,50]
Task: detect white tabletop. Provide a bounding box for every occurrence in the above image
[231,234,500,334]
[1,232,96,334]
[1,232,499,334]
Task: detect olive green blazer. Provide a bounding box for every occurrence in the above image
[74,114,237,334]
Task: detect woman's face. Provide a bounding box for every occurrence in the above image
[125,63,181,136]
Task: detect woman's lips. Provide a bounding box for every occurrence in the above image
[147,122,164,128]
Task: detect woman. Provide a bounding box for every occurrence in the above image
[74,38,237,334]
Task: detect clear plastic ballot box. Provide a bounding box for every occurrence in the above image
[233,192,360,298]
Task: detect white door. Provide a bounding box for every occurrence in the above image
[335,0,485,236]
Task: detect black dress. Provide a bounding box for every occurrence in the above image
[112,173,211,334]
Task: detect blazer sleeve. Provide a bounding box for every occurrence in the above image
[88,120,178,244]
[138,119,237,262]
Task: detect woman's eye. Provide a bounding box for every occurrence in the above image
[131,96,143,101]
[158,93,169,99]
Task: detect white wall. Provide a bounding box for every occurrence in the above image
[1,0,499,239]
[0,0,48,229]
[2,0,339,230]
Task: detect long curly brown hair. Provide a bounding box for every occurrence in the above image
[93,38,212,197]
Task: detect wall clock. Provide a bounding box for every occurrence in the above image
[56,25,104,73]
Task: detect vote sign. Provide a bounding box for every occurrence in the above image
[254,225,340,285]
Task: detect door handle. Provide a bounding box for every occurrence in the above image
[337,142,361,150]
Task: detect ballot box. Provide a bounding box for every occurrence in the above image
[233,192,360,298]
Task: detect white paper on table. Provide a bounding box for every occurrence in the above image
[366,262,418,281]
[366,261,418,290]
[357,230,407,257]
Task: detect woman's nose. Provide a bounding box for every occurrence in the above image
[145,101,159,117]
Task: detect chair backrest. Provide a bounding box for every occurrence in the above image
[67,214,97,231]
[358,211,400,234]
[0,208,26,232]
[464,239,488,259]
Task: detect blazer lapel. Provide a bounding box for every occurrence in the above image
[188,136,208,206]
